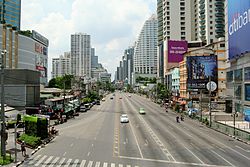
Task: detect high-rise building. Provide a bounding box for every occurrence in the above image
[52,52,71,78]
[192,0,225,44]
[91,48,98,68]
[0,0,21,30]
[71,33,91,77]
[133,14,158,80]
[157,0,193,80]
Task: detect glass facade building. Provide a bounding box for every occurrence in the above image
[0,0,21,29]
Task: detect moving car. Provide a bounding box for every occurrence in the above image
[96,100,100,105]
[110,97,114,100]
[120,114,129,123]
[128,95,131,98]
[119,97,122,99]
[102,98,105,101]
[139,108,146,114]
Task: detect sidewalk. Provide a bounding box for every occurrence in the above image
[5,128,34,166]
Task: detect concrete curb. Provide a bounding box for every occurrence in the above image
[12,136,55,167]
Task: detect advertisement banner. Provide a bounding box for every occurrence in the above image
[168,40,188,62]
[228,0,250,60]
[187,55,218,89]
[244,107,250,122]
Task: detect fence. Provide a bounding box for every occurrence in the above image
[211,121,250,141]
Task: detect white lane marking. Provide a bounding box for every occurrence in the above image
[64,159,72,167]
[103,162,108,167]
[87,152,91,156]
[95,161,100,167]
[34,155,47,166]
[145,139,148,146]
[119,155,226,167]
[87,161,93,167]
[63,152,67,156]
[28,154,42,165]
[70,143,74,147]
[72,159,79,167]
[235,145,250,152]
[210,150,235,167]
[119,164,123,167]
[48,157,60,167]
[92,143,94,147]
[128,119,144,158]
[80,160,86,167]
[57,158,66,167]
[126,165,131,167]
[183,146,205,164]
[42,156,54,167]
[111,163,116,167]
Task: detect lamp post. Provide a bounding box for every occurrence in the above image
[1,50,7,159]
[231,111,238,137]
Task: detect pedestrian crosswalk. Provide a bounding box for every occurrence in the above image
[21,154,140,167]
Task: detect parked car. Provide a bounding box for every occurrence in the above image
[84,103,91,110]
[110,97,114,100]
[102,98,106,101]
[80,106,87,112]
[120,114,129,123]
[96,100,100,105]
[139,108,146,114]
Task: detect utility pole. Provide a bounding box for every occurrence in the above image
[63,81,66,112]
[200,89,202,121]
[209,76,212,127]
[1,50,7,159]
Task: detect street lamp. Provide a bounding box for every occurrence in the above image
[231,111,238,137]
[1,49,7,159]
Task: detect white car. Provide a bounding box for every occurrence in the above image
[120,114,129,123]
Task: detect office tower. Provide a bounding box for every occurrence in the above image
[91,48,98,68]
[134,14,158,76]
[52,52,71,78]
[0,0,21,29]
[71,33,91,77]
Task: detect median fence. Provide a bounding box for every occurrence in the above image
[210,121,250,142]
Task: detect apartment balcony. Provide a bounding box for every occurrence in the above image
[215,13,225,17]
[199,14,205,20]
[199,20,205,25]
[199,25,206,30]
[199,4,205,9]
[215,1,224,6]
[215,18,225,22]
[215,29,225,33]
[199,0,205,4]
[215,23,224,28]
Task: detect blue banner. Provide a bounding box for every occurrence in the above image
[244,108,250,122]
[228,0,250,60]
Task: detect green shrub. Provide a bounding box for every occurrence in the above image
[18,134,41,148]
[0,154,13,165]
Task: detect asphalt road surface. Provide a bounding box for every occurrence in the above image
[21,92,250,167]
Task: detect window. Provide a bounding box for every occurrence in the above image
[226,71,233,82]
[234,69,243,82]
[245,67,250,81]
[210,32,213,35]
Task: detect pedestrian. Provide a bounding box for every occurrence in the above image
[21,141,26,157]
[176,115,180,123]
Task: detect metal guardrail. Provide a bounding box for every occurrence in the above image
[211,121,250,141]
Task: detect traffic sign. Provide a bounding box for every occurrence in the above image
[206,81,217,92]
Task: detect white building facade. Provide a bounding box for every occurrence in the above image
[133,15,158,79]
[52,52,71,78]
[71,33,91,77]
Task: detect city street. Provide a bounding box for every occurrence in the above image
[20,92,250,167]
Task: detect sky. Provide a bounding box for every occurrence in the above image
[21,0,156,80]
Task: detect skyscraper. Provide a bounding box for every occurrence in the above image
[133,14,158,77]
[71,33,91,77]
[0,0,21,29]
[52,52,71,78]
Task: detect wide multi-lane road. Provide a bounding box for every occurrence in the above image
[21,92,250,167]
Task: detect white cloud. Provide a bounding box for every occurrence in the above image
[21,0,156,80]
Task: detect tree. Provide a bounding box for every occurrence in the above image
[48,78,58,88]
[47,75,73,89]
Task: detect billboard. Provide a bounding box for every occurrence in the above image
[228,0,250,60]
[168,40,188,62]
[244,108,250,122]
[187,55,218,89]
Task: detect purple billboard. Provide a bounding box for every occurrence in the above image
[228,0,250,60]
[168,40,188,63]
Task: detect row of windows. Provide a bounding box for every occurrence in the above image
[227,68,250,82]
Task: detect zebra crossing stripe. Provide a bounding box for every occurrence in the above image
[95,161,100,167]
[126,165,131,167]
[48,157,60,167]
[111,163,116,167]
[72,159,79,167]
[34,155,47,166]
[87,160,93,167]
[103,162,108,167]
[56,157,66,167]
[42,156,54,167]
[27,154,42,165]
[64,158,72,167]
[80,160,86,167]
[119,164,123,167]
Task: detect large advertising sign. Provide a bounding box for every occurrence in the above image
[187,55,218,89]
[168,40,188,62]
[32,30,49,47]
[228,0,250,60]
[244,108,250,122]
